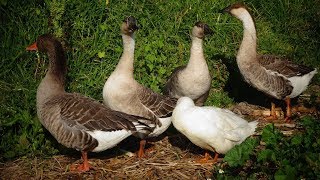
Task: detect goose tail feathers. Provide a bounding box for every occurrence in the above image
[132,118,156,139]
[248,120,258,135]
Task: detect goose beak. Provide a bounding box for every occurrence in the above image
[126,16,139,31]
[203,24,214,35]
[26,42,38,51]
[195,21,214,36]
[129,24,139,31]
[220,5,231,14]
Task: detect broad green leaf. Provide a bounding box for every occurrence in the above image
[146,54,156,62]
[284,165,297,179]
[291,134,302,145]
[144,44,151,52]
[224,137,258,167]
[98,51,106,58]
[257,149,274,162]
[274,165,297,180]
[159,67,166,75]
[147,63,154,71]
[261,124,282,146]
[274,170,287,180]
[100,24,107,31]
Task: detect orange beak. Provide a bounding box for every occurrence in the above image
[26,42,38,51]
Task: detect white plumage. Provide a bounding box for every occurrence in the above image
[147,117,172,138]
[172,97,258,155]
[87,130,132,152]
[288,69,317,98]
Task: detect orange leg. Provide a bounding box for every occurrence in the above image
[212,152,219,163]
[265,102,278,121]
[196,151,210,163]
[70,151,90,172]
[196,151,219,164]
[284,97,291,123]
[137,139,146,158]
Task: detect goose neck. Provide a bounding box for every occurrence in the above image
[37,48,66,106]
[114,33,135,78]
[47,50,67,83]
[237,11,257,64]
[187,37,206,69]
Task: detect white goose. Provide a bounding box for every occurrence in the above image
[103,16,177,158]
[163,22,213,106]
[222,3,317,122]
[27,34,154,172]
[172,97,258,163]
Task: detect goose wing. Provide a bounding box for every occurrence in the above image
[259,55,315,78]
[132,86,177,127]
[45,93,153,134]
[181,107,242,145]
[163,65,186,95]
[139,87,177,117]
[192,107,249,142]
[40,93,153,151]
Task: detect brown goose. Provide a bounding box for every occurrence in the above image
[222,3,317,121]
[27,34,154,172]
[103,16,177,158]
[163,22,213,106]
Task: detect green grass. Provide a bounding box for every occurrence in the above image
[0,0,319,177]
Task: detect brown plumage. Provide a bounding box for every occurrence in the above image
[222,3,317,121]
[258,55,315,78]
[103,16,177,158]
[27,34,154,172]
[163,22,213,106]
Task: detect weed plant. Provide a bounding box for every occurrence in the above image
[0,0,319,177]
[215,116,320,179]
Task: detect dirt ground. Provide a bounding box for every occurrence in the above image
[0,132,220,179]
[1,89,319,179]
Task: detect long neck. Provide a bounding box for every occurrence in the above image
[37,48,66,105]
[47,48,67,83]
[114,33,135,78]
[237,10,257,64]
[186,37,207,70]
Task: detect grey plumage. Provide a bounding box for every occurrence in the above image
[163,66,186,97]
[259,55,316,78]
[223,3,317,100]
[32,34,154,153]
[103,16,176,131]
[163,22,212,106]
[137,86,177,126]
[39,93,154,151]
[238,60,294,99]
[102,16,177,157]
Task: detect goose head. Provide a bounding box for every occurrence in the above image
[26,34,63,54]
[175,97,195,111]
[222,3,251,22]
[192,21,213,39]
[26,34,67,79]
[121,16,139,35]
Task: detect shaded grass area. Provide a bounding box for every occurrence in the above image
[0,0,320,178]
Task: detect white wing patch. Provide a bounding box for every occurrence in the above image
[88,129,132,152]
[288,69,317,98]
[148,117,172,138]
